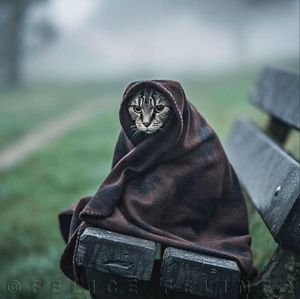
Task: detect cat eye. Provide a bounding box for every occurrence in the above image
[133,105,142,113]
[155,105,164,113]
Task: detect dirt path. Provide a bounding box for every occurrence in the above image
[0,94,115,171]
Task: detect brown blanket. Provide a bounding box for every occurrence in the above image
[59,80,254,288]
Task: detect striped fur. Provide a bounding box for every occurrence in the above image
[128,88,171,136]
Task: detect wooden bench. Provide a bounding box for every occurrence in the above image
[76,66,299,299]
[225,66,300,299]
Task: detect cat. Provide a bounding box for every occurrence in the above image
[128,88,171,136]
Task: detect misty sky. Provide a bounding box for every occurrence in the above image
[25,0,299,81]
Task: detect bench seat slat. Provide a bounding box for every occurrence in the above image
[225,118,300,252]
[160,248,240,298]
[251,67,300,130]
[77,227,157,281]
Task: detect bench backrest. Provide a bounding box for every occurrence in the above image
[225,67,300,253]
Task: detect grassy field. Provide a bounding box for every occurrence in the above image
[0,81,121,149]
[0,71,296,298]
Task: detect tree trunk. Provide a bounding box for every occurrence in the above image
[4,0,26,87]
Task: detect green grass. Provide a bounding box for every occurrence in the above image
[249,210,278,270]
[0,109,120,299]
[182,71,271,141]
[0,82,121,149]
[286,129,300,161]
[0,72,295,298]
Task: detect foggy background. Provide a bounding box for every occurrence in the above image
[0,1,299,299]
[0,0,299,86]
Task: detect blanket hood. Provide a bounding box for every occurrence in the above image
[119,80,185,146]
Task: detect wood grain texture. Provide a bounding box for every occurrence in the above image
[77,227,157,281]
[225,118,300,252]
[251,67,300,130]
[85,266,160,299]
[160,248,240,298]
[277,196,300,253]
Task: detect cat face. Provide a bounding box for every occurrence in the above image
[128,88,171,135]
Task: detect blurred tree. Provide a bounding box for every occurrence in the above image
[0,0,55,87]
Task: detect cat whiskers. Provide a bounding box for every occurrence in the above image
[129,126,142,139]
[132,129,142,139]
[158,127,168,133]
[129,126,137,132]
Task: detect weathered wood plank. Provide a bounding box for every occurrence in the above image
[250,67,300,130]
[85,267,160,299]
[77,227,157,281]
[160,248,240,298]
[225,118,300,252]
[277,196,300,253]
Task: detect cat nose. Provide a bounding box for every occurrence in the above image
[143,120,151,127]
